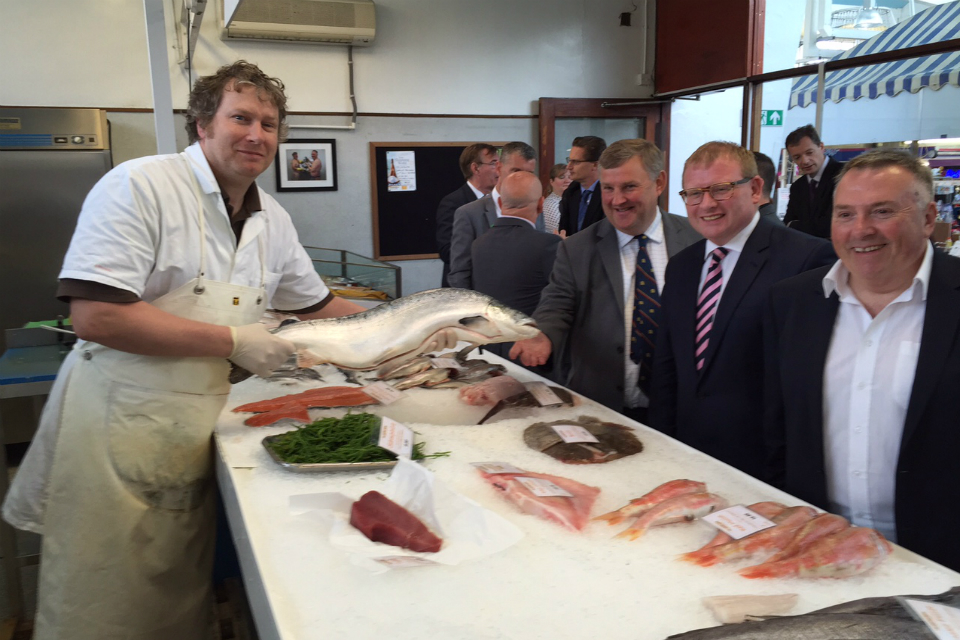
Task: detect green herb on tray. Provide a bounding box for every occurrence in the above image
[266,413,450,464]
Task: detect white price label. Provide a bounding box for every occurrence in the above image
[364,381,403,404]
[431,357,461,370]
[900,599,960,640]
[471,461,525,474]
[515,476,573,498]
[702,505,777,540]
[374,556,438,568]
[376,416,414,458]
[551,424,600,444]
[525,381,563,406]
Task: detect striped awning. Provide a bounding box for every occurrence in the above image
[790,1,960,108]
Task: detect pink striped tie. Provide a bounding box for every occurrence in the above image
[695,247,729,371]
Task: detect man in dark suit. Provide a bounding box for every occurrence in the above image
[783,124,843,239]
[752,151,784,226]
[648,142,834,479]
[472,171,561,360]
[511,139,701,419]
[765,149,960,572]
[448,142,543,289]
[435,143,499,286]
[558,136,607,236]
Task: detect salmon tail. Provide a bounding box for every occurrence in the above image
[679,549,719,567]
[738,561,794,580]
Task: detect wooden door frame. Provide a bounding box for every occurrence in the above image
[538,98,673,209]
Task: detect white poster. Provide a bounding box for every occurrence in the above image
[386,151,417,192]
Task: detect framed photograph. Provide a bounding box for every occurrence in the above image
[275,139,338,191]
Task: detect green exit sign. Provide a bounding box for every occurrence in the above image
[760,110,784,126]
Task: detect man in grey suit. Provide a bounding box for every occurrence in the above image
[448,141,544,289]
[472,171,561,361]
[511,139,701,420]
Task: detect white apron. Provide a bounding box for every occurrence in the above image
[30,157,267,640]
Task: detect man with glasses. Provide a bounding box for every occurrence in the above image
[649,141,833,478]
[558,136,607,236]
[784,124,843,239]
[764,149,960,573]
[448,141,544,289]
[511,139,700,420]
[435,143,499,287]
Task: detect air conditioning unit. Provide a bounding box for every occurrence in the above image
[220,0,375,46]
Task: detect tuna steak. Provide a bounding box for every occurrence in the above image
[349,491,442,553]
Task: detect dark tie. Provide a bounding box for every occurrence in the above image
[630,234,660,395]
[808,177,818,202]
[577,189,592,231]
[695,247,730,372]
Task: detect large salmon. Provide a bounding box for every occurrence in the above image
[232,288,540,381]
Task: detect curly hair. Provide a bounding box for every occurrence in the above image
[185,60,289,144]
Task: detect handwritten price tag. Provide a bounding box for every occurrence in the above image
[702,505,777,539]
[431,357,462,370]
[364,381,403,404]
[471,462,525,474]
[900,598,960,640]
[525,381,563,406]
[551,424,600,443]
[376,416,413,458]
[374,556,438,568]
[515,476,573,498]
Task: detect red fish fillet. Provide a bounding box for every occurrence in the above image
[478,468,600,532]
[349,491,442,553]
[233,386,376,413]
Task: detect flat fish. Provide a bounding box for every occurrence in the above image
[523,416,643,465]
[477,386,577,424]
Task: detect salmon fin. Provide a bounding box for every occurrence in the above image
[295,349,326,368]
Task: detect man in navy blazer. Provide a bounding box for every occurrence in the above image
[783,125,844,239]
[435,143,499,286]
[448,142,543,290]
[649,142,834,478]
[472,171,561,360]
[765,149,960,572]
[558,136,607,236]
[512,139,701,417]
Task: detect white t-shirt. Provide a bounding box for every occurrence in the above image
[60,143,328,311]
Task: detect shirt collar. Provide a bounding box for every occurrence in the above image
[812,154,830,184]
[616,208,664,249]
[466,180,486,200]
[491,186,502,217]
[704,211,760,258]
[822,240,933,302]
[581,179,599,194]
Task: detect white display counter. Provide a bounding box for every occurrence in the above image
[215,353,959,640]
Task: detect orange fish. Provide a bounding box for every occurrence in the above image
[680,506,817,567]
[764,513,850,564]
[593,479,707,526]
[739,527,893,579]
[615,492,728,542]
[694,501,788,551]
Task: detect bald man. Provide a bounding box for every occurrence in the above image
[471,171,561,359]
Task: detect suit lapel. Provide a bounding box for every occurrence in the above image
[803,280,840,483]
[699,222,770,376]
[901,252,960,449]
[484,198,498,228]
[597,221,625,312]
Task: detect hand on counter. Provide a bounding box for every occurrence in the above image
[510,332,552,367]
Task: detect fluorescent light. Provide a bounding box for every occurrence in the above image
[918,137,960,146]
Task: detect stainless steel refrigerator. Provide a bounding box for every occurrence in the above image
[0,107,113,352]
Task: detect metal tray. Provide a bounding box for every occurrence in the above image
[262,435,398,473]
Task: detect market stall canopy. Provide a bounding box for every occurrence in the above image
[790,1,960,109]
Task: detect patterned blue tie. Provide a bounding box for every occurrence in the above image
[577,189,592,231]
[630,234,660,395]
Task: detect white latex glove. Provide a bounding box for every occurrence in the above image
[422,327,461,355]
[229,324,297,378]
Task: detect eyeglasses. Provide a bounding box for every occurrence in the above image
[566,157,594,165]
[476,159,500,168]
[679,177,752,205]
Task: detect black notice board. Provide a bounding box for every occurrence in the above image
[370,142,470,261]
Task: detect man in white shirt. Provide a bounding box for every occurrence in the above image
[649,141,833,478]
[511,139,701,420]
[765,149,960,572]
